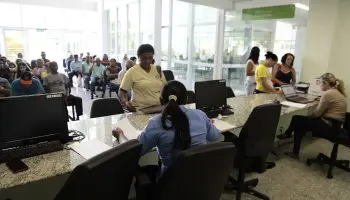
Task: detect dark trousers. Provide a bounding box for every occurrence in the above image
[66,95,83,116]
[286,115,334,154]
[68,71,82,87]
[91,77,106,97]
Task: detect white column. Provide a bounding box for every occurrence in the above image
[186,4,195,88]
[115,7,119,57]
[154,0,162,65]
[126,4,130,55]
[213,9,225,80]
[167,0,174,70]
[138,0,142,46]
[98,0,108,55]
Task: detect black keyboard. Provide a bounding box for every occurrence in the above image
[0,141,63,162]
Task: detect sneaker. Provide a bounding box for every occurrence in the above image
[277,133,293,140]
[285,152,299,160]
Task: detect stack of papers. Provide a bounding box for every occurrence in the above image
[213,119,237,132]
[115,118,141,140]
[70,139,112,160]
[281,101,307,108]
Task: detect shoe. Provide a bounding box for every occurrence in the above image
[101,94,105,98]
[285,152,299,160]
[91,96,94,100]
[277,133,293,140]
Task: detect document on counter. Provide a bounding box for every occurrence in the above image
[213,119,237,132]
[69,139,112,160]
[281,101,307,108]
[115,118,141,140]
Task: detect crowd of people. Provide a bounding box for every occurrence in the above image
[0,49,141,119]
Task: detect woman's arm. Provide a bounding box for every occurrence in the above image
[272,64,285,85]
[291,68,296,85]
[313,93,329,117]
[261,77,281,94]
[246,61,255,76]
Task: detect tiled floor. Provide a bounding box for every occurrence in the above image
[72,86,350,200]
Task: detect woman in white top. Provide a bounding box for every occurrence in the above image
[245,46,260,96]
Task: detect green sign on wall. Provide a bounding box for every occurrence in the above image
[242,4,296,20]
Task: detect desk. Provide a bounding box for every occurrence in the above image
[0,94,317,199]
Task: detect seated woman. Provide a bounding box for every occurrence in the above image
[113,80,220,173]
[119,44,167,111]
[280,73,346,158]
[272,53,296,87]
[16,62,31,79]
[255,51,281,94]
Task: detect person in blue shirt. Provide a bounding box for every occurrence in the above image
[11,71,44,96]
[113,80,220,173]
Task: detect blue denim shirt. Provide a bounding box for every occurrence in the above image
[137,106,220,172]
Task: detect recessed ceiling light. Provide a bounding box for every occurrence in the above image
[295,3,309,11]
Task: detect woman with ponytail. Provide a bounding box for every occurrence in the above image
[279,73,347,159]
[113,80,220,173]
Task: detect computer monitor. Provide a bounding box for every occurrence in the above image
[195,79,227,111]
[0,94,69,150]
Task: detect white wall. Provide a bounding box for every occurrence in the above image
[301,0,350,109]
[301,0,339,82]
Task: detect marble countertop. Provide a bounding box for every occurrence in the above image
[0,94,317,190]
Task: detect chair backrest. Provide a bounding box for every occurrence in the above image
[343,112,350,136]
[226,87,235,98]
[239,103,281,157]
[90,98,124,118]
[156,142,236,200]
[186,90,196,104]
[55,140,142,200]
[163,70,175,81]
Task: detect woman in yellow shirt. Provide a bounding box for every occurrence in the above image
[119,44,167,111]
[255,51,280,94]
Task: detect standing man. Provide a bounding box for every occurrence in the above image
[69,54,83,87]
[43,62,83,119]
[90,57,106,99]
[41,51,50,63]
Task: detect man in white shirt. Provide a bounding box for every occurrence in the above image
[116,60,135,85]
[90,57,106,99]
[68,54,83,87]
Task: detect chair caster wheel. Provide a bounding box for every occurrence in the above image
[306,159,312,166]
[327,173,333,179]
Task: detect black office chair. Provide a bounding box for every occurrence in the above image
[163,70,175,81]
[54,140,142,200]
[226,104,282,200]
[226,86,235,98]
[90,98,124,118]
[137,142,236,200]
[306,113,350,179]
[186,90,196,104]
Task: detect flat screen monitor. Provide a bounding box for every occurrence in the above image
[195,79,227,111]
[0,94,69,149]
